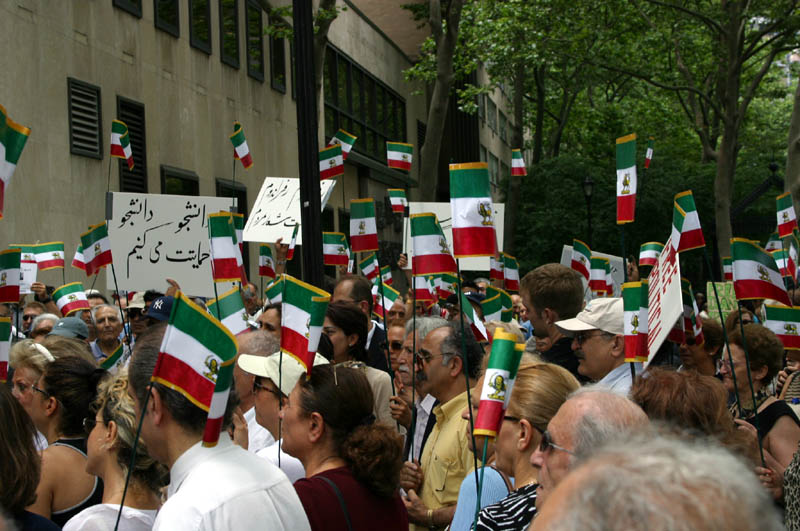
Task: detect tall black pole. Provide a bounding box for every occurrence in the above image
[293,0,323,288]
[586,196,593,249]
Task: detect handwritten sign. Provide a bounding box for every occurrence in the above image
[106,192,238,297]
[243,177,336,245]
[402,202,505,271]
[645,236,683,367]
[559,246,624,299]
[706,281,736,323]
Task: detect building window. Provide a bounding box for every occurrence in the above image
[500,161,509,184]
[269,19,287,93]
[487,98,497,132]
[117,97,148,193]
[161,166,199,195]
[499,112,507,143]
[246,1,264,81]
[290,40,296,99]
[154,0,179,37]
[219,0,239,68]
[479,145,487,163]
[489,153,499,186]
[216,179,250,279]
[324,44,406,162]
[67,78,103,160]
[189,0,212,54]
[478,94,485,122]
[113,0,142,18]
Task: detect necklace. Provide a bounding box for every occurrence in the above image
[731,388,771,419]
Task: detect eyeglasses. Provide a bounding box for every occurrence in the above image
[127,309,143,319]
[539,430,575,456]
[31,384,50,399]
[22,314,36,321]
[503,415,520,422]
[253,380,283,399]
[388,341,404,351]
[415,350,449,364]
[83,417,98,434]
[573,331,611,346]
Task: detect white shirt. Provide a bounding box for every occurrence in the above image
[244,406,275,454]
[596,362,642,395]
[154,433,310,531]
[365,319,383,349]
[411,394,437,461]
[255,438,306,483]
[63,504,157,531]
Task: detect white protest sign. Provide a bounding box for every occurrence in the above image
[243,177,336,245]
[559,246,624,299]
[106,192,238,298]
[8,246,37,294]
[645,235,683,366]
[402,202,505,271]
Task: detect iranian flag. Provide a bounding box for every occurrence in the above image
[208,287,250,336]
[413,274,434,302]
[0,104,31,220]
[590,256,609,296]
[99,343,126,372]
[571,239,591,281]
[230,121,253,169]
[731,238,791,306]
[460,292,488,341]
[359,253,379,280]
[772,249,794,285]
[616,133,637,224]
[280,275,330,374]
[381,265,393,285]
[372,279,401,319]
[259,244,276,280]
[777,192,798,238]
[622,281,649,363]
[53,282,91,316]
[152,292,238,447]
[328,129,357,160]
[386,142,413,171]
[639,242,664,267]
[473,329,524,438]
[764,305,800,350]
[110,120,134,170]
[498,288,514,323]
[319,144,344,180]
[604,260,614,296]
[286,224,299,261]
[671,191,705,252]
[681,278,704,347]
[490,255,504,282]
[0,317,10,382]
[766,232,782,252]
[411,213,457,276]
[34,242,65,271]
[511,149,527,177]
[264,276,284,304]
[388,189,408,214]
[80,222,113,276]
[437,273,459,302]
[502,253,520,292]
[322,232,349,266]
[450,162,496,257]
[644,137,654,169]
[723,257,733,281]
[481,287,504,322]
[72,244,86,271]
[208,212,244,283]
[350,199,379,252]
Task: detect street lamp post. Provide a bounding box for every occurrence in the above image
[583,175,594,248]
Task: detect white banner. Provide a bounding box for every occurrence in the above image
[106,192,238,297]
[243,177,336,245]
[645,235,683,366]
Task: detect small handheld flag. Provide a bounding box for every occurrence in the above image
[280,275,331,374]
[473,329,524,438]
[731,238,791,306]
[80,222,113,276]
[671,191,705,252]
[386,142,413,171]
[208,287,250,336]
[230,122,253,169]
[777,192,798,238]
[502,253,520,292]
[99,343,126,372]
[328,129,357,160]
[259,244,276,280]
[623,281,649,362]
[644,137,654,169]
[53,282,91,316]
[0,104,31,220]
[286,225,299,261]
[319,144,344,180]
[765,232,782,252]
[723,257,733,281]
[359,253,379,280]
[638,242,664,268]
[34,242,65,271]
[110,120,135,170]
[571,239,592,282]
[72,244,86,272]
[349,199,379,252]
[681,278,704,347]
[208,212,245,283]
[482,286,513,323]
[616,133,637,224]
[460,292,489,341]
[490,255,504,282]
[449,163,495,258]
[410,213,457,276]
[388,189,408,214]
[764,305,800,350]
[372,279,401,319]
[380,265,393,286]
[322,232,350,266]
[511,149,527,177]
[264,276,284,304]
[590,256,609,296]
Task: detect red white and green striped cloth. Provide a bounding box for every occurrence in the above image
[590,256,610,296]
[359,253,379,280]
[380,265,393,285]
[482,286,513,324]
[731,238,791,306]
[0,317,10,382]
[671,191,705,252]
[436,273,459,302]
[772,249,795,285]
[473,329,524,438]
[53,282,91,316]
[765,232,782,252]
[622,281,649,362]
[0,248,22,303]
[723,257,733,281]
[638,242,663,268]
[264,276,284,304]
[280,275,331,374]
[413,274,435,302]
[386,142,413,171]
[460,292,488,341]
[449,162,496,258]
[328,129,357,160]
[80,222,113,276]
[322,232,350,266]
[571,239,591,281]
[490,255,504,282]
[372,279,401,319]
[72,244,86,271]
[644,137,654,169]
[764,305,800,350]
[319,144,344,180]
[34,242,65,271]
[681,278,704,347]
[208,287,251,336]
[286,224,299,261]
[259,244,276,280]
[388,189,408,214]
[615,133,637,225]
[99,343,126,372]
[349,199,379,252]
[230,121,253,169]
[110,119,135,170]
[0,104,31,220]
[410,213,458,276]
[153,292,238,447]
[511,149,527,177]
[502,253,519,292]
[777,192,798,238]
[208,212,245,283]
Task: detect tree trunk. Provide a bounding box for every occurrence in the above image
[533,64,545,164]
[714,122,738,263]
[313,0,338,141]
[504,62,525,255]
[786,79,800,214]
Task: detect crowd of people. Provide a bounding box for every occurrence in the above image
[3,259,800,530]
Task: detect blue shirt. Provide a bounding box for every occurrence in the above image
[449,466,512,531]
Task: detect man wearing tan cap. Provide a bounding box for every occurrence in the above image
[554,298,641,394]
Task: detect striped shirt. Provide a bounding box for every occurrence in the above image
[475,483,538,531]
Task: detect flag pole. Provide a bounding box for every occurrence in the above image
[90,271,99,292]
[409,254,417,462]
[620,226,635,380]
[278,274,286,469]
[231,159,237,212]
[109,263,131,347]
[473,436,489,529]
[376,250,397,398]
[62,266,66,287]
[736,301,767,467]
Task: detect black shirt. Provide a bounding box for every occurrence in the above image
[541,337,590,383]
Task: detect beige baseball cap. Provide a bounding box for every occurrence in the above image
[238,351,329,397]
[555,297,624,336]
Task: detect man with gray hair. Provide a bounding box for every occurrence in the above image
[232,330,279,454]
[530,387,649,512]
[89,303,129,364]
[532,433,783,530]
[29,313,59,342]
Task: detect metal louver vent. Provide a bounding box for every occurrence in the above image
[68,78,102,159]
[117,97,148,193]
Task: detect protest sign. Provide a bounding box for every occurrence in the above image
[645,236,683,366]
[706,281,736,323]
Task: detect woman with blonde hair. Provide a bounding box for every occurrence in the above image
[63,371,166,530]
[10,340,57,450]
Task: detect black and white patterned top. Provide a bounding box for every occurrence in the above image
[474,483,538,531]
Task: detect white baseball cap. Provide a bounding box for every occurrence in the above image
[238,351,329,397]
[555,297,624,336]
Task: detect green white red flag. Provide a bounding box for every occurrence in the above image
[671,191,705,252]
[322,232,349,266]
[152,292,238,447]
[410,213,457,276]
[319,144,344,180]
[280,275,330,374]
[0,104,31,220]
[765,231,782,252]
[589,256,609,296]
[723,257,733,281]
[264,276,284,304]
[99,343,126,372]
[772,249,794,286]
[731,238,791,306]
[328,129,357,160]
[286,224,299,261]
[349,199,379,252]
[473,329,524,438]
[460,292,488,341]
[110,119,134,170]
[53,282,91,316]
[413,274,434,302]
[571,239,591,281]
[388,188,408,214]
[616,133,637,224]
[386,142,413,171]
[71,244,86,271]
[259,244,276,280]
[644,137,654,169]
[0,317,10,382]
[359,252,379,280]
[764,305,800,350]
[208,212,245,283]
[380,265,393,285]
[778,193,798,238]
[490,255,504,282]
[230,121,253,169]
[622,281,649,362]
[681,278,704,347]
[511,149,526,177]
[638,242,664,267]
[208,287,250,336]
[372,279,401,319]
[80,222,113,276]
[482,286,512,323]
[34,242,65,271]
[449,162,496,257]
[502,253,519,292]
[436,273,459,302]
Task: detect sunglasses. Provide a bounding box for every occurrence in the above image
[539,429,575,456]
[388,341,404,351]
[573,331,611,346]
[83,417,98,434]
[253,380,283,399]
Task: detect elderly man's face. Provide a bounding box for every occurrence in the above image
[530,400,578,510]
[257,308,281,342]
[22,307,43,332]
[387,299,407,322]
[416,327,453,400]
[95,306,122,343]
[572,330,616,382]
[386,325,405,371]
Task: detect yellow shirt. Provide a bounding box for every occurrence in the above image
[411,391,475,531]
